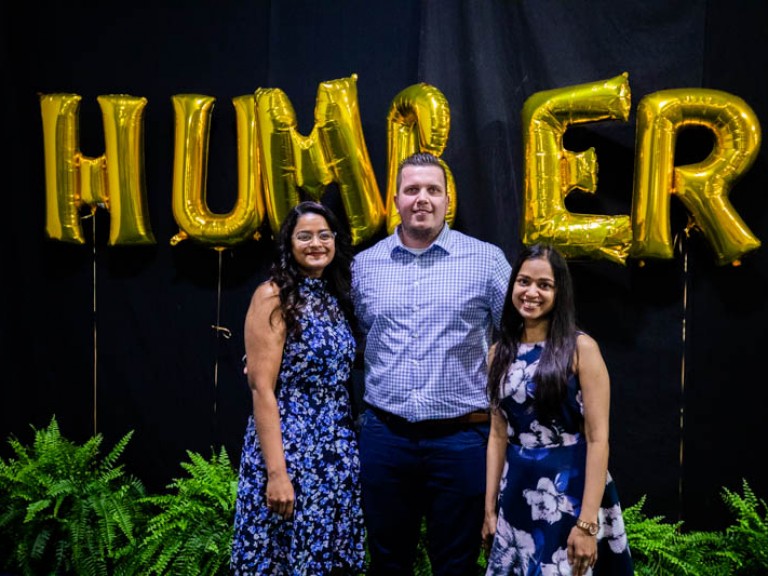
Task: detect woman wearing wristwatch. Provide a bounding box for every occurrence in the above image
[482,244,633,576]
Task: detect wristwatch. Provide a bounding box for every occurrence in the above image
[575,518,599,536]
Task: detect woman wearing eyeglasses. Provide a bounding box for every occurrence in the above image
[231,201,366,575]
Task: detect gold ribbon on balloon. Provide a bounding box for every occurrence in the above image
[254,74,384,245]
[630,88,762,266]
[40,93,155,245]
[521,73,633,264]
[385,83,455,234]
[170,94,264,248]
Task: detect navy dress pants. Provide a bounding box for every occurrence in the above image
[359,407,489,576]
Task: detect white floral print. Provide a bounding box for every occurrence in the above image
[485,342,633,575]
[524,475,575,524]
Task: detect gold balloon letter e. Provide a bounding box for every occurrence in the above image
[521,74,633,264]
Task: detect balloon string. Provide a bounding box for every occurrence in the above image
[211,249,228,424]
[674,220,693,522]
[82,207,99,436]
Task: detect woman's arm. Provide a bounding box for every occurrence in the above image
[567,333,611,574]
[482,344,508,550]
[482,407,509,551]
[244,281,294,518]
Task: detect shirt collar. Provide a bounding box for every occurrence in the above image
[390,222,452,256]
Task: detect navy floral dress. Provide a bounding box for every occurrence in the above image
[231,277,366,575]
[485,342,633,576]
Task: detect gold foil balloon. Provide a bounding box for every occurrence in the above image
[41,94,84,243]
[631,89,761,265]
[385,83,455,234]
[521,74,633,264]
[170,94,263,249]
[40,93,155,245]
[254,74,384,245]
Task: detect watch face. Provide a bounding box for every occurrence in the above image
[588,523,598,536]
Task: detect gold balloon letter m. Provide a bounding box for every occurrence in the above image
[255,74,384,245]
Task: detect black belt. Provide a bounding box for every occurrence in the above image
[368,405,490,429]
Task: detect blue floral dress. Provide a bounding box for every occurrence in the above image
[231,277,366,575]
[485,342,633,576]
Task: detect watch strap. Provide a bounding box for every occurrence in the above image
[576,517,599,536]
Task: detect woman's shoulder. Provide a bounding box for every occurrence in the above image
[575,332,604,369]
[251,279,280,303]
[576,331,599,351]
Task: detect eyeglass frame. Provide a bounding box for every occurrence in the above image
[292,230,337,244]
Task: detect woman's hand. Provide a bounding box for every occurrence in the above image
[567,526,597,575]
[265,471,295,519]
[481,512,497,554]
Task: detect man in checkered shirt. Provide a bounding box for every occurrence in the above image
[352,152,512,575]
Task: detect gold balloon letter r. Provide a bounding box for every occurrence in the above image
[631,89,762,265]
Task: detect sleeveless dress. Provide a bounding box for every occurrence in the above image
[485,342,633,576]
[231,277,366,575]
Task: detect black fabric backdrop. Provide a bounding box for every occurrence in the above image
[4,0,767,531]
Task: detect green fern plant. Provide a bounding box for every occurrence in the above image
[625,495,739,575]
[414,519,432,576]
[2,419,766,576]
[721,479,768,575]
[134,447,238,576]
[0,416,146,576]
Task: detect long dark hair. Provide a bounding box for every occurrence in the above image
[487,243,577,421]
[269,201,354,336]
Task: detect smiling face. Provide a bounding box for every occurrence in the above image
[394,164,449,247]
[291,212,336,278]
[511,256,557,332]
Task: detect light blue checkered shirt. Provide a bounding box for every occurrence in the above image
[352,224,512,422]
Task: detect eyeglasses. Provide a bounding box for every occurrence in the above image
[293,231,336,244]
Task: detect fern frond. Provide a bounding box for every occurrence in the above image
[136,446,238,576]
[624,496,737,575]
[0,416,147,576]
[721,479,768,574]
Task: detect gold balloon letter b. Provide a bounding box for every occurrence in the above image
[384,83,456,234]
